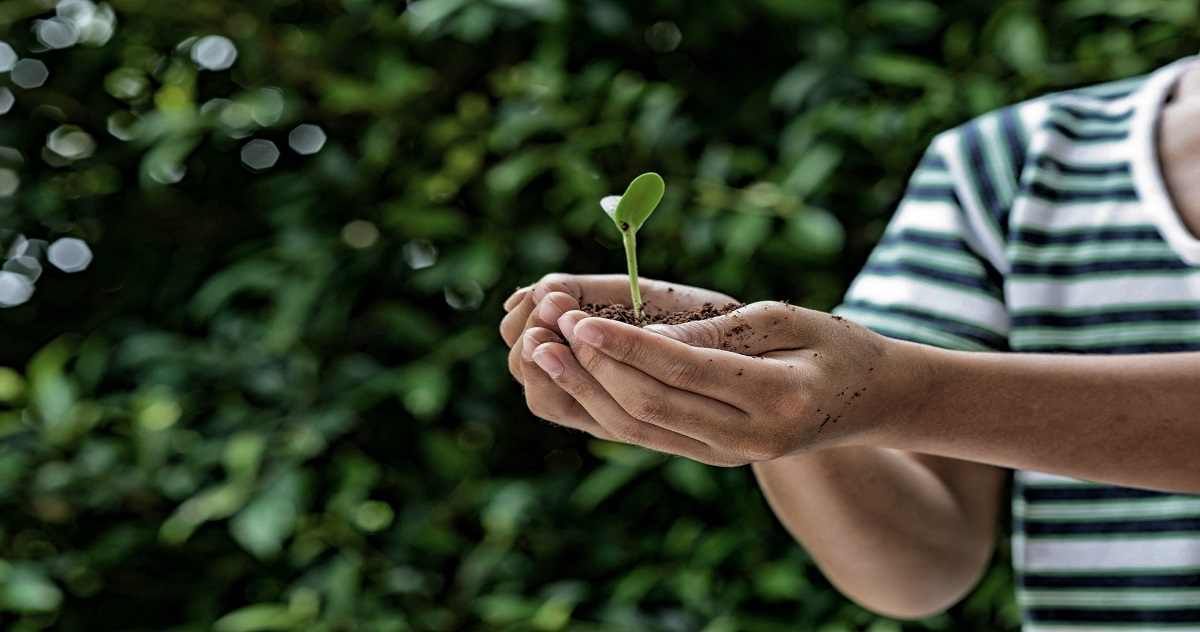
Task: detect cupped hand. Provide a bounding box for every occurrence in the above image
[498,274,737,440]
[525,301,914,466]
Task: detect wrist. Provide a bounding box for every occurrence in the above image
[854,336,943,447]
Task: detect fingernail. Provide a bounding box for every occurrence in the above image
[522,332,538,361]
[575,321,603,347]
[504,288,530,312]
[557,311,584,342]
[540,294,576,323]
[532,281,567,303]
[538,299,565,323]
[644,324,687,342]
[533,348,563,377]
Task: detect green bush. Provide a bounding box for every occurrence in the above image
[0,0,1196,629]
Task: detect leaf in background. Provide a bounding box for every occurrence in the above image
[0,563,63,614]
[230,490,297,561]
[211,603,295,632]
[0,366,25,404]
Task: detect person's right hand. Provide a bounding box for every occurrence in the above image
[499,274,737,439]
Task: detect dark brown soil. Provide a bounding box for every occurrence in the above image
[581,301,746,326]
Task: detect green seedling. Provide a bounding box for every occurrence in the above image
[600,172,665,326]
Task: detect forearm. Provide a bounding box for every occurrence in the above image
[882,344,1200,493]
[753,447,1005,619]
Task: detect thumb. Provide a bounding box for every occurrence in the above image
[644,301,803,355]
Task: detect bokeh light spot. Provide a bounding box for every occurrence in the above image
[11,59,49,89]
[0,271,34,308]
[36,18,79,49]
[0,43,17,72]
[341,220,379,249]
[14,238,47,259]
[250,88,284,126]
[288,124,326,155]
[191,35,237,71]
[218,101,254,130]
[148,161,185,185]
[0,88,15,115]
[0,168,19,197]
[645,21,683,53]
[107,111,139,141]
[47,238,93,273]
[0,147,22,167]
[57,0,96,24]
[240,139,279,171]
[444,282,484,311]
[4,256,42,282]
[47,125,96,161]
[402,239,437,269]
[63,0,116,47]
[104,68,148,101]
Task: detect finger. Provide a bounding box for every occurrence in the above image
[503,292,538,385]
[562,313,773,405]
[501,291,536,348]
[644,301,811,356]
[555,311,751,446]
[532,274,735,314]
[519,329,613,439]
[504,290,579,381]
[503,286,531,312]
[535,291,582,337]
[530,341,730,464]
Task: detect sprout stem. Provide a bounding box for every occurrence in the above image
[622,230,646,325]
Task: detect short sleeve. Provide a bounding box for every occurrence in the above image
[833,137,1012,352]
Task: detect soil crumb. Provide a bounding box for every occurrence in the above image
[581,301,745,326]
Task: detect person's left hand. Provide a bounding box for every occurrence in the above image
[527,301,915,466]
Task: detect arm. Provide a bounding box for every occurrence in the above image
[501,279,1007,618]
[887,344,1200,492]
[752,449,1006,619]
[513,292,1200,614]
[530,299,1200,490]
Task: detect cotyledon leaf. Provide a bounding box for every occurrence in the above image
[602,172,664,233]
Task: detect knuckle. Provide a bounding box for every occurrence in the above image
[526,399,554,421]
[508,348,524,382]
[686,321,721,349]
[733,436,786,463]
[606,421,648,446]
[598,328,638,362]
[536,274,580,300]
[627,394,673,425]
[661,360,702,390]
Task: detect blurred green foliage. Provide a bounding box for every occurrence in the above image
[0,0,1197,629]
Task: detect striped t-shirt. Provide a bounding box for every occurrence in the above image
[835,57,1200,630]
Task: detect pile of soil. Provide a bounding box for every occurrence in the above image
[581,301,745,326]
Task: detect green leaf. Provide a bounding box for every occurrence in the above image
[604,172,664,234]
[212,604,295,632]
[1,564,63,614]
[230,489,298,561]
[0,367,25,403]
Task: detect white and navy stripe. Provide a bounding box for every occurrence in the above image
[835,57,1200,629]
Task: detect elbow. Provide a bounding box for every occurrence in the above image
[839,589,958,621]
[825,550,993,621]
[854,593,960,621]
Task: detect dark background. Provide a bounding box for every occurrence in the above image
[1,0,1196,629]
